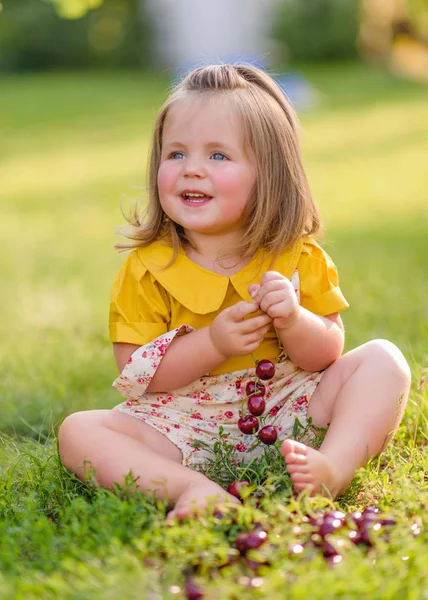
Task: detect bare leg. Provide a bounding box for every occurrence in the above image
[281,340,411,498]
[58,410,239,518]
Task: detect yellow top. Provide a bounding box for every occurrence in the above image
[109,237,348,374]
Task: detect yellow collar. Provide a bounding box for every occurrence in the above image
[136,239,303,315]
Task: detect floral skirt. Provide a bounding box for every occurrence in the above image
[112,326,325,469]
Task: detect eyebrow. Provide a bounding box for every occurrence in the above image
[163,140,238,152]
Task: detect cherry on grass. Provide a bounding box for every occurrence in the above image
[227,480,251,500]
[185,578,204,600]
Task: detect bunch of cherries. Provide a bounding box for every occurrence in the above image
[237,358,277,446]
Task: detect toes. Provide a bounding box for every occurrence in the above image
[290,472,313,484]
[284,451,308,466]
[293,482,315,493]
[286,462,309,474]
[281,439,308,459]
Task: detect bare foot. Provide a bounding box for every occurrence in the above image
[281,439,341,499]
[167,481,241,521]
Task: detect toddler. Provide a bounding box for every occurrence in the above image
[58,64,410,518]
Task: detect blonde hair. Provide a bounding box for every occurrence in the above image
[117,63,321,260]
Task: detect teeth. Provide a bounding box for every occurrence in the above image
[184,193,205,198]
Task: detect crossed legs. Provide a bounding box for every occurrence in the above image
[59,339,411,514]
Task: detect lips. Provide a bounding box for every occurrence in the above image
[181,190,213,203]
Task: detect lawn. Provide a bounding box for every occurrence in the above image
[0,63,427,598]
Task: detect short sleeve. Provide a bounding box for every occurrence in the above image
[109,251,170,345]
[297,239,349,316]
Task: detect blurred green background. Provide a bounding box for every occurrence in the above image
[0,0,427,436]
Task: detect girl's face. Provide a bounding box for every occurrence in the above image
[158,96,256,243]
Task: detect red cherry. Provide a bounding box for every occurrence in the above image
[246,530,268,550]
[324,510,346,523]
[348,530,361,544]
[245,381,266,397]
[327,554,343,567]
[185,578,204,600]
[255,359,275,380]
[358,524,374,547]
[319,518,343,537]
[363,506,380,515]
[235,532,250,554]
[322,539,338,558]
[258,425,277,445]
[247,394,266,416]
[238,415,259,434]
[227,480,250,500]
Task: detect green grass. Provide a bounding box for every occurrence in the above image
[0,63,427,598]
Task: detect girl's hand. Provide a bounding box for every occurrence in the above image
[249,271,300,332]
[209,301,272,359]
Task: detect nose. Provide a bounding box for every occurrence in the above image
[183,155,206,179]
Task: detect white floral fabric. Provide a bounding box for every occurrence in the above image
[113,323,324,469]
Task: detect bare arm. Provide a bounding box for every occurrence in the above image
[277,310,344,371]
[114,328,225,392]
[113,301,272,392]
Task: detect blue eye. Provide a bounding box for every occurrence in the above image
[211,152,227,160]
[170,151,185,159]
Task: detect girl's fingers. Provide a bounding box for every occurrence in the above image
[259,291,291,313]
[259,271,287,287]
[239,313,271,333]
[244,324,272,345]
[248,283,260,299]
[229,301,259,322]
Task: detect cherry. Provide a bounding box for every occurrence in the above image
[246,530,268,550]
[255,359,275,380]
[258,425,277,445]
[319,518,343,537]
[348,530,361,544]
[363,506,380,516]
[238,415,259,435]
[227,480,250,500]
[235,529,268,554]
[358,524,374,547]
[247,395,266,417]
[235,532,250,554]
[185,578,204,600]
[324,510,346,523]
[322,539,338,558]
[350,510,363,522]
[327,554,343,567]
[246,381,266,397]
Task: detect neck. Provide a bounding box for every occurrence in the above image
[184,230,243,261]
[183,230,250,274]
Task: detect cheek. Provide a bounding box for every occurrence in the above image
[157,163,178,196]
[218,166,255,204]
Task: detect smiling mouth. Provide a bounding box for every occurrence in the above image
[182,192,212,203]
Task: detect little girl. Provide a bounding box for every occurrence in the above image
[58,64,411,518]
